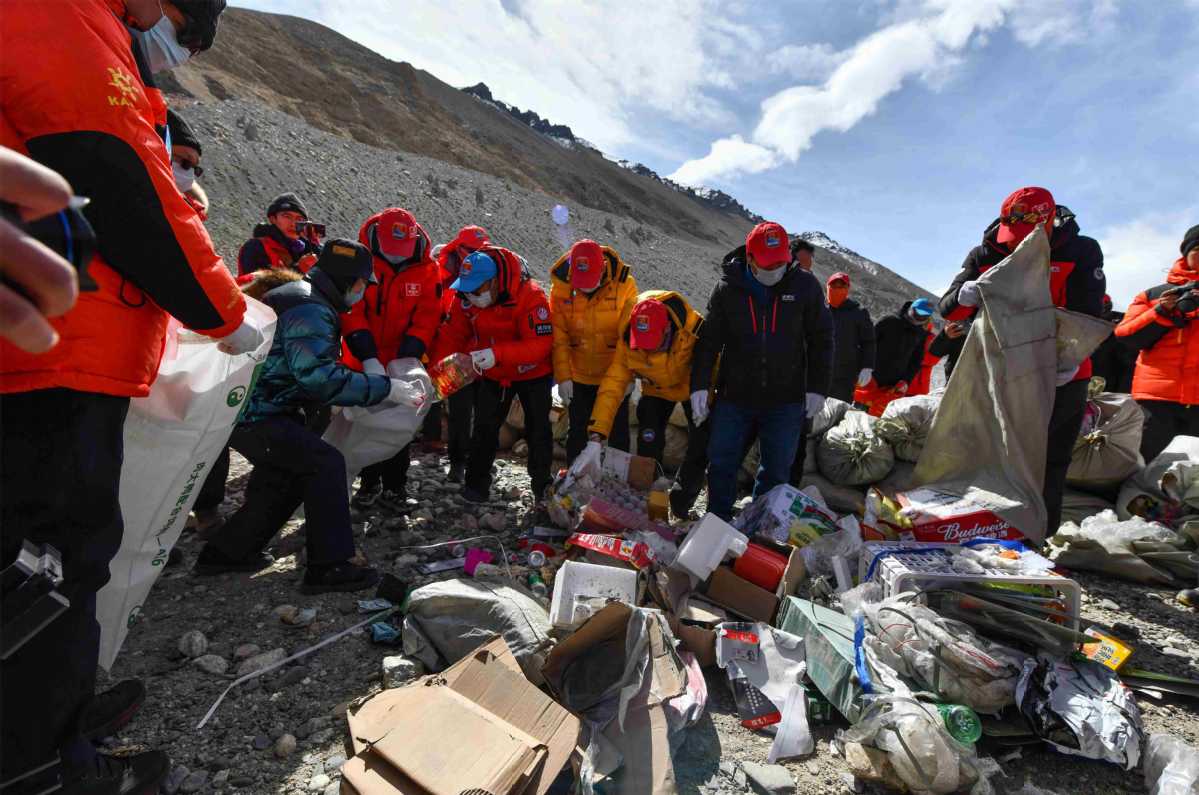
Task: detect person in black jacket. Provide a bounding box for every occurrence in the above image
[872,298,934,390]
[691,222,834,520]
[939,188,1105,537]
[1090,295,1136,393]
[927,317,970,380]
[825,271,876,402]
[236,192,322,280]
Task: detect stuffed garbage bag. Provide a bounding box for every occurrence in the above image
[876,395,940,463]
[1067,392,1144,493]
[818,410,895,486]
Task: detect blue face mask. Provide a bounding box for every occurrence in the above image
[140,13,191,73]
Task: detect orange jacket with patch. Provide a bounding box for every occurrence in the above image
[549,246,638,385]
[430,246,552,386]
[1115,258,1199,405]
[340,213,443,367]
[0,0,246,397]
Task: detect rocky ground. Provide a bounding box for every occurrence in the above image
[101,449,1197,795]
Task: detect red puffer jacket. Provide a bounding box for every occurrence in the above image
[340,212,443,367]
[1115,258,1199,405]
[430,246,553,386]
[0,0,246,397]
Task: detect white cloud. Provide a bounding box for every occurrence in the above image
[770,42,849,81]
[669,135,778,186]
[1097,211,1194,310]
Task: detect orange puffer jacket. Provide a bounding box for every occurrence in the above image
[1115,258,1199,405]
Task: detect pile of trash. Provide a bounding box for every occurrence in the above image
[295,425,1199,794]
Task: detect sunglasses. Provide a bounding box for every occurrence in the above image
[172,157,203,178]
[1002,210,1050,226]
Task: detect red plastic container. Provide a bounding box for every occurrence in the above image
[733,543,788,591]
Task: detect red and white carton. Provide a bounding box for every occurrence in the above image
[891,487,1025,544]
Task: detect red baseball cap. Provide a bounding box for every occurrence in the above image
[996,187,1055,245]
[628,298,670,350]
[451,224,490,253]
[746,221,790,269]
[375,208,419,260]
[827,271,851,287]
[569,239,605,291]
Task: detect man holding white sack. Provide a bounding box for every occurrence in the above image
[194,239,423,593]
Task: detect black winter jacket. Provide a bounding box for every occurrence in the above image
[691,247,834,406]
[872,302,928,387]
[1091,310,1136,393]
[828,298,876,402]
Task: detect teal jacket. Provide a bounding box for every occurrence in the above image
[242,267,391,424]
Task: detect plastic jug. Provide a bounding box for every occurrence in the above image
[549,560,638,629]
[673,514,748,581]
[428,352,479,399]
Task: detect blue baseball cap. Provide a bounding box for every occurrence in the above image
[910,298,936,318]
[451,250,498,293]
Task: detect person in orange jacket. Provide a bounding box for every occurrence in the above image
[550,239,638,463]
[1115,225,1199,461]
[907,320,941,397]
[342,208,444,512]
[432,225,492,482]
[431,246,554,502]
[0,0,250,790]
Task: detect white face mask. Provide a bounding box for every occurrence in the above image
[172,161,195,193]
[140,12,191,73]
[752,264,786,286]
[345,287,365,307]
[381,251,409,266]
[467,291,493,308]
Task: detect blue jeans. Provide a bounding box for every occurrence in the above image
[706,400,806,520]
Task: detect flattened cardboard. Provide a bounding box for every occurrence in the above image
[702,541,805,624]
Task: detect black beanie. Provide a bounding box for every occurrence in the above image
[166,108,202,156]
[1181,224,1199,257]
[267,192,308,220]
[314,238,375,291]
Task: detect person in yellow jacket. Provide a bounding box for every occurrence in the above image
[551,239,638,462]
[583,291,711,519]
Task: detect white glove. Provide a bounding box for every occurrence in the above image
[216,320,264,355]
[805,392,824,418]
[388,378,427,408]
[957,280,980,308]
[856,368,873,388]
[362,357,386,376]
[558,379,574,405]
[470,348,496,371]
[1055,365,1079,387]
[690,390,710,425]
[570,440,603,477]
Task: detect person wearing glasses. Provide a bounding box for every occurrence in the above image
[939,187,1105,537]
[166,107,209,219]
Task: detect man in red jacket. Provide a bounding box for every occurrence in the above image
[1115,225,1199,461]
[236,192,321,283]
[0,0,252,790]
[343,208,443,511]
[432,246,554,502]
[939,187,1105,537]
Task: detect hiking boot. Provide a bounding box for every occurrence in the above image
[447,462,465,484]
[351,481,382,509]
[192,545,275,576]
[461,487,489,504]
[376,488,411,515]
[79,680,145,742]
[301,562,380,595]
[669,490,696,522]
[61,750,169,795]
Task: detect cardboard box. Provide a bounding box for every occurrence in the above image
[733,483,840,547]
[892,487,1024,543]
[775,596,863,722]
[701,540,805,624]
[345,638,580,795]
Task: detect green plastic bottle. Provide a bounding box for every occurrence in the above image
[936,703,982,744]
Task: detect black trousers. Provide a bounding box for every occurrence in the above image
[205,415,354,566]
[566,382,629,463]
[636,395,710,508]
[193,444,230,512]
[447,381,479,467]
[359,445,412,493]
[467,375,553,497]
[1138,400,1199,463]
[1,389,130,780]
[1044,379,1089,538]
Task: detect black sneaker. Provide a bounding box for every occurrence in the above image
[192,545,275,576]
[61,750,169,795]
[352,481,382,509]
[79,680,145,742]
[461,487,489,504]
[447,462,465,483]
[300,562,381,595]
[376,489,411,514]
[669,490,695,522]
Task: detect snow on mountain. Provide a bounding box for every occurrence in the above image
[797,231,880,276]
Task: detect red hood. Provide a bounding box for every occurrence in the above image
[357,211,434,271]
[1168,257,1198,286]
[477,245,528,303]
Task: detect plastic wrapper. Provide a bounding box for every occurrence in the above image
[1118,435,1199,529]
[1016,655,1143,770]
[1143,733,1199,795]
[876,395,940,463]
[800,514,864,579]
[1067,393,1144,493]
[1048,510,1195,586]
[818,411,896,486]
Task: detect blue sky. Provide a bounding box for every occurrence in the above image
[233,0,1197,306]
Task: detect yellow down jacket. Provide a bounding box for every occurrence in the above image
[588,290,704,438]
[550,246,638,385]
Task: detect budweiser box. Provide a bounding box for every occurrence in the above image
[891,487,1024,544]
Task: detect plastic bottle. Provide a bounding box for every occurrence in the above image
[935,703,982,745]
[674,514,749,581]
[429,352,479,399]
[527,571,548,597]
[528,550,547,568]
